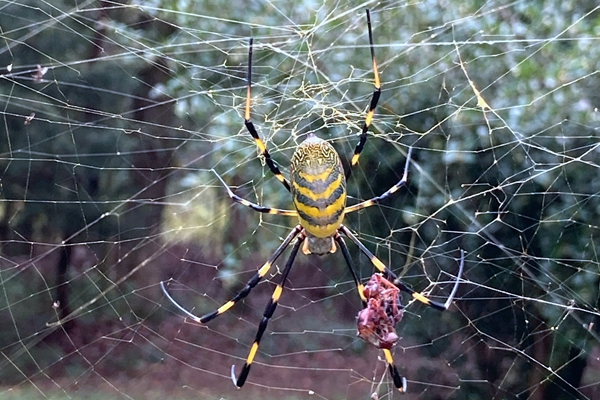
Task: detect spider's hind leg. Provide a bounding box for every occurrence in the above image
[231,232,305,387]
[161,226,303,324]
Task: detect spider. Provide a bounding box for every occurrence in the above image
[161,9,464,393]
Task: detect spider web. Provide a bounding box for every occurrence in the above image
[1,1,599,399]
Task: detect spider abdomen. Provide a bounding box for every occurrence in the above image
[290,134,346,253]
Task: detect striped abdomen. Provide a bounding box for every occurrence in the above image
[290,134,346,254]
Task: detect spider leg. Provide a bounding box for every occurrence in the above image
[335,233,367,305]
[383,349,408,393]
[341,225,463,392]
[338,233,406,392]
[245,38,291,192]
[345,147,412,214]
[161,226,303,323]
[213,170,298,216]
[232,232,305,387]
[392,249,464,311]
[346,9,381,180]
[340,229,408,392]
[340,226,464,311]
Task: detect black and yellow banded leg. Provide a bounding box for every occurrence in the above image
[340,225,463,392]
[161,226,303,323]
[338,227,406,392]
[346,9,381,180]
[339,224,398,282]
[340,226,464,311]
[232,233,305,387]
[335,234,368,305]
[213,170,298,216]
[383,349,408,393]
[337,232,406,392]
[390,249,464,311]
[245,38,291,192]
[345,147,412,214]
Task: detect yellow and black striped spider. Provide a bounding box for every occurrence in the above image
[161,9,464,393]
